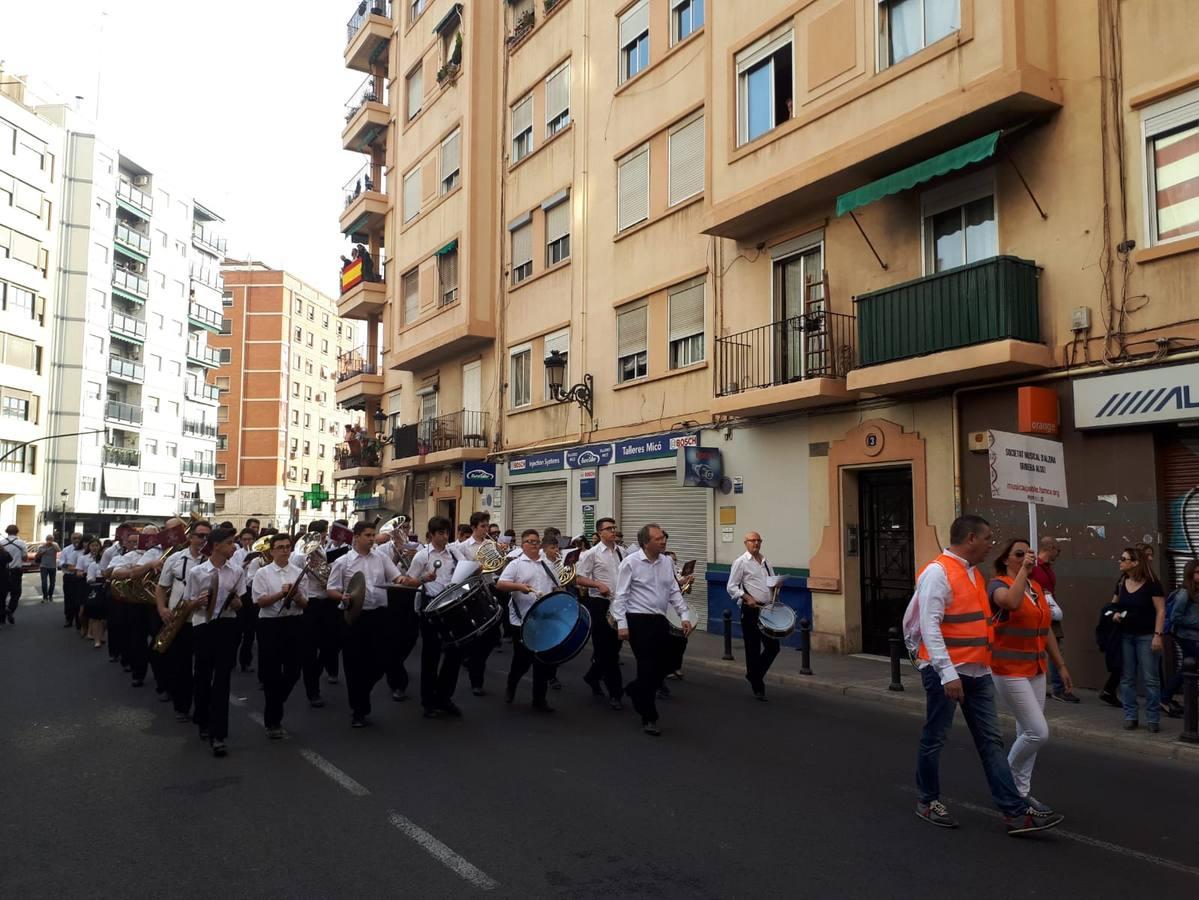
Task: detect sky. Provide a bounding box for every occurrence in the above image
[2,0,362,297]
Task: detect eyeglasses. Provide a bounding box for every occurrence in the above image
[746,538,762,543]
[523,539,541,546]
[600,526,617,532]
[1119,556,1133,562]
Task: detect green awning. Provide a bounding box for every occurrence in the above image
[435,239,459,256]
[835,131,1001,218]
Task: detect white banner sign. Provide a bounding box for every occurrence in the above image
[988,430,1068,509]
[1073,361,1199,429]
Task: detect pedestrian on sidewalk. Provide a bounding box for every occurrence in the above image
[903,514,1063,835]
[988,539,1072,813]
[1112,547,1166,731]
[0,524,28,625]
[35,535,59,603]
[1030,537,1079,703]
[1163,559,1199,714]
[727,531,780,701]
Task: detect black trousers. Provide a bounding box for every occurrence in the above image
[303,597,342,699]
[625,613,669,724]
[128,603,164,686]
[583,595,624,699]
[508,626,551,704]
[420,615,463,711]
[257,615,304,728]
[386,593,421,694]
[2,568,22,615]
[237,593,259,671]
[465,620,501,690]
[162,621,195,715]
[741,605,780,693]
[107,594,125,662]
[343,607,389,718]
[193,619,239,741]
[63,573,86,625]
[40,568,56,600]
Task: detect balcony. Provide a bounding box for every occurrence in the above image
[391,294,495,371]
[847,256,1053,395]
[345,0,391,72]
[180,459,217,478]
[190,262,224,294]
[186,341,222,368]
[108,356,145,383]
[102,445,141,468]
[714,311,858,417]
[338,255,387,320]
[104,400,143,426]
[113,222,152,261]
[99,496,140,514]
[191,222,227,257]
[112,267,150,303]
[335,345,384,410]
[116,180,152,219]
[333,438,384,481]
[182,418,219,439]
[339,161,387,237]
[389,410,489,470]
[109,310,147,344]
[186,383,221,404]
[178,499,216,517]
[343,74,389,153]
[187,301,223,334]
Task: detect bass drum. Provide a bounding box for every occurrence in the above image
[521,591,592,666]
[423,576,501,647]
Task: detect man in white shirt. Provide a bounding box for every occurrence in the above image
[185,526,246,757]
[727,531,780,700]
[113,525,167,690]
[253,533,306,739]
[400,516,463,718]
[375,526,421,704]
[576,516,626,709]
[0,524,29,625]
[611,523,693,736]
[156,519,212,722]
[104,527,141,668]
[59,533,85,629]
[496,529,559,712]
[295,522,341,707]
[456,511,502,697]
[327,521,403,728]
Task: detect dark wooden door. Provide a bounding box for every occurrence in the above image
[859,467,915,655]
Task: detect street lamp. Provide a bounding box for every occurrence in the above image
[544,350,593,419]
[59,489,68,543]
[372,406,387,439]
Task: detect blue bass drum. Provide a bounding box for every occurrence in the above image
[521,591,592,665]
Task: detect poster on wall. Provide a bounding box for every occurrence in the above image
[988,430,1068,509]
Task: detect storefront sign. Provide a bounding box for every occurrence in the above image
[614,430,698,464]
[579,469,598,501]
[354,494,383,510]
[462,461,497,488]
[566,443,613,468]
[988,430,1068,509]
[677,446,724,487]
[507,451,564,475]
[582,504,596,538]
[1073,362,1199,429]
[1018,386,1060,435]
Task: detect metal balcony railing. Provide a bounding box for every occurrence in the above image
[347,0,390,44]
[715,310,857,397]
[112,267,150,299]
[191,222,228,256]
[186,342,222,367]
[178,499,216,516]
[108,356,146,382]
[102,445,141,467]
[343,160,383,208]
[116,180,153,215]
[182,418,219,439]
[392,410,489,459]
[180,459,217,478]
[186,383,220,403]
[189,263,224,292]
[187,301,223,330]
[99,496,139,514]
[337,345,381,382]
[113,222,152,256]
[345,73,386,122]
[104,400,143,425]
[109,311,147,341]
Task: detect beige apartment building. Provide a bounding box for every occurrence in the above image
[214,261,360,529]
[339,0,1199,678]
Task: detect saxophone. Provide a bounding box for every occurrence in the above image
[153,597,197,654]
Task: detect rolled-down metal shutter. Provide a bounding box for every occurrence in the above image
[618,470,709,629]
[1161,437,1199,590]
[509,480,569,539]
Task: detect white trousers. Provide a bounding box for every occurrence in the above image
[992,673,1049,797]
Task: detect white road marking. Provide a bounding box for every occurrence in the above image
[298,748,370,797]
[387,810,500,891]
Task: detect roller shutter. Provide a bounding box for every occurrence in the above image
[618,470,709,629]
[509,480,569,539]
[1161,436,1199,589]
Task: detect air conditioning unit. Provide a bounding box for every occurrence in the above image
[132,175,149,187]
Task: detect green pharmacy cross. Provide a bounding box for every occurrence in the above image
[303,483,330,509]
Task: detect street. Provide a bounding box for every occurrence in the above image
[1,596,1196,899]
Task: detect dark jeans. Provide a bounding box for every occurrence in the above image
[386,592,421,694]
[257,616,304,728]
[583,595,623,700]
[302,597,342,699]
[343,608,389,718]
[63,573,86,625]
[237,593,259,672]
[163,621,195,715]
[40,568,56,600]
[508,626,551,704]
[625,613,669,725]
[1047,637,1066,694]
[915,667,1025,816]
[1165,636,1199,700]
[465,621,500,690]
[1,568,23,615]
[1121,634,1161,725]
[193,619,239,741]
[741,605,780,693]
[420,615,463,711]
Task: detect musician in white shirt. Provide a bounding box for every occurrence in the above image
[400,516,464,718]
[112,525,168,690]
[611,524,693,736]
[155,519,211,721]
[496,529,559,711]
[575,517,627,708]
[728,532,780,700]
[252,533,307,739]
[295,521,341,708]
[58,533,86,630]
[456,511,502,697]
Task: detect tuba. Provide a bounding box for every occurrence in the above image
[302,535,331,588]
[245,534,272,567]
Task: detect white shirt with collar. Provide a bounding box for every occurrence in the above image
[157,548,207,606]
[502,554,559,625]
[727,551,774,607]
[327,548,401,613]
[86,559,103,582]
[1,535,27,569]
[406,544,460,606]
[252,561,305,619]
[611,548,692,631]
[577,542,625,595]
[902,548,991,685]
[185,558,247,627]
[453,535,487,563]
[290,549,329,598]
[230,546,250,568]
[99,543,123,573]
[112,546,162,577]
[60,544,79,572]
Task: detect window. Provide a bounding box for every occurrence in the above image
[290,438,299,453]
[619,1,650,83]
[304,413,312,427]
[510,218,533,284]
[81,476,96,492]
[302,467,310,483]
[403,168,421,223]
[307,304,315,321]
[617,146,650,231]
[222,292,234,307]
[439,8,462,65]
[303,441,311,456]
[4,284,35,317]
[214,464,226,481]
[922,175,996,273]
[545,63,571,136]
[219,348,231,363]
[2,396,28,419]
[292,382,300,398]
[672,0,704,44]
[319,444,327,458]
[145,439,158,455]
[668,114,704,205]
[304,386,313,401]
[217,434,228,450]
[215,376,231,392]
[668,277,705,368]
[175,240,186,257]
[217,405,229,422]
[617,302,648,382]
[406,66,424,121]
[410,0,427,22]
[402,268,420,323]
[545,195,571,265]
[143,482,156,497]
[287,467,297,481]
[305,360,314,375]
[306,331,313,347]
[291,410,300,425]
[171,361,182,376]
[220,318,232,335]
[321,339,329,353]
[510,345,531,408]
[440,129,461,194]
[878,0,960,69]
[1143,87,1199,245]
[168,402,179,417]
[438,247,459,306]
[543,327,569,399]
[94,242,109,264]
[150,395,161,413]
[86,381,102,400]
[511,96,533,163]
[736,26,794,145]
[0,332,37,370]
[322,312,330,328]
[294,326,303,342]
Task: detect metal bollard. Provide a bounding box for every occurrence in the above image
[798,618,813,675]
[888,626,905,692]
[722,608,734,661]
[1181,657,1198,745]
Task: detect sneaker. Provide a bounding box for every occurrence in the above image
[131,679,144,688]
[1005,807,1064,836]
[915,800,958,829]
[309,696,326,708]
[583,673,604,697]
[266,727,284,741]
[422,708,441,719]
[504,687,516,704]
[175,712,191,723]
[327,675,339,685]
[1163,700,1184,719]
[532,701,555,713]
[642,721,662,737]
[1024,796,1054,814]
[157,691,171,703]
[1052,691,1082,703]
[198,728,210,741]
[391,689,407,702]
[350,716,367,729]
[1123,720,1138,730]
[754,691,768,702]
[211,740,228,758]
[1098,691,1121,708]
[438,702,462,718]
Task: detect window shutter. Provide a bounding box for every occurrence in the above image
[403,169,421,221]
[620,0,649,46]
[617,303,648,357]
[402,269,420,321]
[544,328,569,358]
[407,68,423,116]
[669,280,705,341]
[668,115,704,205]
[512,96,532,136]
[511,223,533,268]
[440,250,458,292]
[617,148,649,231]
[441,129,461,177]
[545,201,570,243]
[545,63,570,123]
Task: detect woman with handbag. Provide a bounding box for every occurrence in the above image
[82,538,108,648]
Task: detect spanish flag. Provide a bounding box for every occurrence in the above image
[341,258,364,293]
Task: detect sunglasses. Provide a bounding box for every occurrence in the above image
[1012,550,1025,558]
[1119,556,1133,562]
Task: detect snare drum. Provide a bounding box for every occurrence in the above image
[665,606,685,637]
[758,603,797,639]
[522,591,592,666]
[423,576,501,647]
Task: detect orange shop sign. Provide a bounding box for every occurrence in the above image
[1018,386,1059,436]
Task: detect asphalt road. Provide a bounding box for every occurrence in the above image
[1,596,1196,899]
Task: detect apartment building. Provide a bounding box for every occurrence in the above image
[341,0,1199,676]
[215,261,359,529]
[0,73,62,539]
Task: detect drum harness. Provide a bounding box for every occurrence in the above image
[507,559,561,625]
[419,547,459,613]
[740,558,774,607]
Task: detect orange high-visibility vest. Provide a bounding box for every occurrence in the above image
[916,554,992,667]
[990,575,1050,677]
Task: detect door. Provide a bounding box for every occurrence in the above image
[858,467,915,655]
[772,244,825,382]
[461,360,481,414]
[436,498,457,525]
[1159,433,1199,589]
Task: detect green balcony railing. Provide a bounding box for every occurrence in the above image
[854,256,1041,367]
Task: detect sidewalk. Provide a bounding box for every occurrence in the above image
[682,630,1199,763]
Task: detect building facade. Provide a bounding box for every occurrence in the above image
[214,261,359,530]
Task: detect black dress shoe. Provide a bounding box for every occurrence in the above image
[350,716,367,728]
[471,687,486,697]
[131,679,144,687]
[211,740,228,757]
[608,699,624,711]
[642,721,662,736]
[391,689,407,702]
[549,677,562,691]
[422,708,441,719]
[438,702,463,718]
[532,702,555,713]
[309,696,325,708]
[504,687,516,704]
[199,728,210,741]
